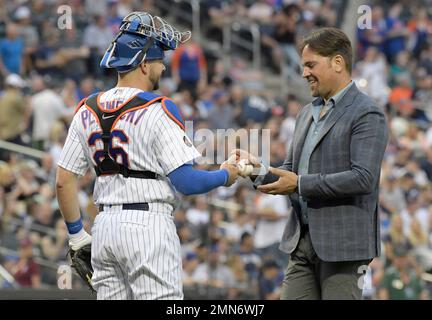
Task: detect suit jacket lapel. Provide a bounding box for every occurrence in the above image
[294,106,312,171]
[310,84,360,152]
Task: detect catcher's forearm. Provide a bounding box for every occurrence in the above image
[55,166,81,223]
[57,172,94,292]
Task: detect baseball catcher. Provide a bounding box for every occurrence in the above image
[56,11,238,300]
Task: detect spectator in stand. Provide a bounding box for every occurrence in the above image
[236,232,262,280]
[61,24,90,84]
[0,0,9,39]
[14,6,39,75]
[29,199,58,239]
[84,0,108,17]
[261,4,301,74]
[3,237,41,288]
[380,175,406,215]
[186,195,210,227]
[315,0,337,27]
[192,243,237,299]
[30,75,70,150]
[182,251,200,287]
[378,245,429,300]
[412,68,432,127]
[205,209,229,244]
[258,260,283,300]
[354,46,389,107]
[401,192,429,238]
[383,214,411,267]
[225,209,254,244]
[297,9,317,41]
[34,28,65,80]
[76,76,98,101]
[407,218,429,249]
[389,73,415,119]
[236,92,272,126]
[226,254,253,299]
[29,0,50,37]
[61,79,80,110]
[229,84,246,127]
[418,45,432,75]
[383,3,409,64]
[14,160,41,202]
[407,7,432,59]
[40,218,68,262]
[357,5,386,59]
[106,0,123,35]
[429,208,432,248]
[207,90,236,130]
[45,121,68,169]
[204,0,231,42]
[253,192,289,268]
[83,15,114,77]
[0,74,30,151]
[69,0,92,33]
[248,0,274,26]
[279,97,301,153]
[389,50,411,88]
[0,22,24,76]
[171,39,207,100]
[178,224,199,258]
[420,149,432,182]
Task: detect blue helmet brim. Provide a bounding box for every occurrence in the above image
[100,32,167,72]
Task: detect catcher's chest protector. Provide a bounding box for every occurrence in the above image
[82,93,164,179]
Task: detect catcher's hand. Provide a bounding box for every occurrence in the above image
[69,244,96,293]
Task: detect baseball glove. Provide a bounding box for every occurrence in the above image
[69,244,96,293]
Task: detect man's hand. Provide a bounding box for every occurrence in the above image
[257,167,298,195]
[230,149,261,167]
[69,229,92,251]
[230,149,267,177]
[220,160,239,187]
[68,229,95,292]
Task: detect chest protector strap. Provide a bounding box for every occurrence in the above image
[84,93,164,179]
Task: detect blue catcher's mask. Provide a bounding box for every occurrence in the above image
[100,12,191,73]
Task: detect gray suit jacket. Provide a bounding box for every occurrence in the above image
[262,84,389,262]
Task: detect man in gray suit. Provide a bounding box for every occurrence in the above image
[235,28,389,299]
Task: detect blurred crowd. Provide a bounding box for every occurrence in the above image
[0,0,431,300]
[353,0,432,300]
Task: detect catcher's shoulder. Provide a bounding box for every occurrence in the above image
[156,96,185,131]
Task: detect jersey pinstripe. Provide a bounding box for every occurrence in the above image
[58,87,201,208]
[91,209,182,299]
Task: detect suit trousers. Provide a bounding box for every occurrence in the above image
[280,227,371,300]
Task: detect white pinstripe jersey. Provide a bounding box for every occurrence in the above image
[58,87,200,207]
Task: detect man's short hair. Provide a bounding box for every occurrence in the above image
[299,27,353,73]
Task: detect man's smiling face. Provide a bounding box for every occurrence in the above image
[301,44,337,100]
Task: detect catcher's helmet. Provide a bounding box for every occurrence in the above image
[100,12,191,73]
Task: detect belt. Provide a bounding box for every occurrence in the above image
[99,203,149,212]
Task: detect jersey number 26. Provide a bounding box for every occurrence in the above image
[88,130,129,167]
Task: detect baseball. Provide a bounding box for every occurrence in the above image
[238,159,254,177]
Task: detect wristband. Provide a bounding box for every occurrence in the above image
[66,218,83,235]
